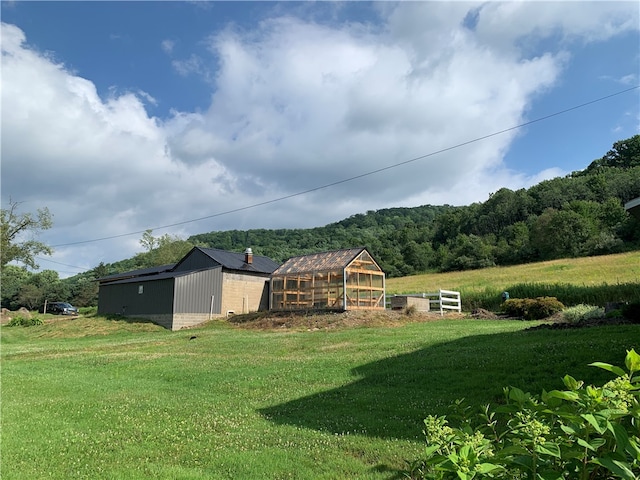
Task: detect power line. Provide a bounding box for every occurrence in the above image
[51,85,639,248]
[35,256,87,271]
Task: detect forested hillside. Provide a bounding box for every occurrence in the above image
[191,136,640,277]
[2,136,639,310]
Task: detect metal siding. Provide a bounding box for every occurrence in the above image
[98,279,174,316]
[173,249,219,272]
[174,268,223,314]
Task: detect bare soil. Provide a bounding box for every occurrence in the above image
[227,309,468,331]
[226,308,634,332]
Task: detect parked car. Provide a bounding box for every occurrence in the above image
[45,302,79,315]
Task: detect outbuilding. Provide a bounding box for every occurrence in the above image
[270,247,385,311]
[625,197,640,220]
[98,247,279,330]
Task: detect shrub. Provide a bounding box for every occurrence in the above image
[502,297,565,320]
[406,349,640,480]
[562,304,605,323]
[7,315,44,327]
[79,306,97,316]
[606,309,625,319]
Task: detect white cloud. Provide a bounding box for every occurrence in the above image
[1,1,638,276]
[172,54,206,77]
[161,39,174,55]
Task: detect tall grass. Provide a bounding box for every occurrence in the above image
[465,282,640,311]
[387,251,640,310]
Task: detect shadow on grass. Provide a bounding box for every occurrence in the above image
[259,323,639,443]
[100,313,159,325]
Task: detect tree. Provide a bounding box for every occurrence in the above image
[0,265,32,309]
[530,208,594,259]
[135,230,194,268]
[1,199,53,269]
[585,134,640,172]
[139,229,159,252]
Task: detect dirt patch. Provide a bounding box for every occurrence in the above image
[227,309,636,332]
[228,309,466,331]
[470,308,500,319]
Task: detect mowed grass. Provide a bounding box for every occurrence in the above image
[2,314,639,479]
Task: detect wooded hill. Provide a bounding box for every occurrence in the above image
[2,136,639,310]
[189,135,640,277]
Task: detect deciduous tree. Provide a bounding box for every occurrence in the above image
[1,199,53,269]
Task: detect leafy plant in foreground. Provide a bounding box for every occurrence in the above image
[406,350,640,479]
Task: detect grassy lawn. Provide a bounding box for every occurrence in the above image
[2,315,639,479]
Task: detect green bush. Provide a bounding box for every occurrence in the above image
[562,304,605,323]
[79,306,97,316]
[606,309,625,319]
[502,297,565,320]
[406,350,640,480]
[6,315,44,327]
[465,282,640,312]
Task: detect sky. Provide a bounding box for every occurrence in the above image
[1,1,639,278]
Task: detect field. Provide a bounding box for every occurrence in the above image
[2,251,640,479]
[387,251,640,309]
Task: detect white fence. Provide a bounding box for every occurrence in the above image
[426,289,461,315]
[387,290,461,315]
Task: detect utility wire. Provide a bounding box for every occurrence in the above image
[35,256,87,272]
[51,85,639,248]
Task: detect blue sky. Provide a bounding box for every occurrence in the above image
[1,1,639,277]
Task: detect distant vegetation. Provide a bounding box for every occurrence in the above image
[387,251,640,310]
[1,136,639,310]
[189,135,640,277]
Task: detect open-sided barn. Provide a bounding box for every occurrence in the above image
[270,247,385,311]
[97,247,279,330]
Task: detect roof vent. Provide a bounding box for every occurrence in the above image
[244,247,253,264]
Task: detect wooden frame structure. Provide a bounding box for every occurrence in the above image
[270,248,385,311]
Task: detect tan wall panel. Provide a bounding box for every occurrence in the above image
[222,273,269,315]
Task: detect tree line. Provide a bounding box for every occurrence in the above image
[1,136,639,310]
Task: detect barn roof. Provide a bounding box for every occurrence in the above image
[193,247,280,274]
[273,247,373,275]
[97,269,196,286]
[99,247,279,286]
[97,264,175,284]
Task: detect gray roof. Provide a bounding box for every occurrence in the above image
[97,269,195,286]
[190,247,279,274]
[99,247,279,286]
[97,264,175,283]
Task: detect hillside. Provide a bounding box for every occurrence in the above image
[2,136,639,310]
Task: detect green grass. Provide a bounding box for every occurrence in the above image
[387,251,640,294]
[387,251,640,310]
[2,315,639,479]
